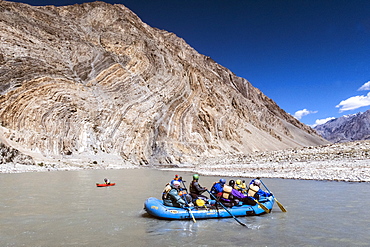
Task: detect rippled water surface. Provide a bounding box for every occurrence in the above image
[1,169,369,246]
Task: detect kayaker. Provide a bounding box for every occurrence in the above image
[162,180,186,208]
[189,174,208,201]
[104,178,110,185]
[247,179,272,199]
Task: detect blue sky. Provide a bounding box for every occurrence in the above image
[11,0,370,126]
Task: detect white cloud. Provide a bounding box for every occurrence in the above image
[336,92,370,112]
[310,117,336,128]
[358,81,370,91]
[293,109,318,120]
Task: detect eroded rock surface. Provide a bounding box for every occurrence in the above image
[0,1,328,167]
[0,141,34,165]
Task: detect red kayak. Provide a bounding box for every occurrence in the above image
[96,183,116,187]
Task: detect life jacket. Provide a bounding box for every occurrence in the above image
[210,182,218,194]
[195,198,205,207]
[222,185,233,199]
[178,190,187,196]
[248,184,260,197]
[162,183,172,200]
[234,184,243,192]
[189,180,196,194]
[241,182,247,190]
[210,182,225,198]
[234,180,245,194]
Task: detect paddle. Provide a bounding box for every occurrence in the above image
[181,180,196,223]
[206,189,248,227]
[240,188,270,214]
[253,198,270,213]
[180,180,189,194]
[185,207,196,223]
[260,180,287,213]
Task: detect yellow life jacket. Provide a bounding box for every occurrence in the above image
[235,179,247,191]
[195,198,205,207]
[248,184,259,197]
[240,181,247,189]
[222,185,232,199]
[162,183,171,199]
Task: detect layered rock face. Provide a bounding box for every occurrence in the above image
[0,1,328,167]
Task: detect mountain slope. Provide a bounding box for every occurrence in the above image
[0,1,328,167]
[314,110,370,143]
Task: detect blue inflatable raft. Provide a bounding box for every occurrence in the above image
[144,196,275,220]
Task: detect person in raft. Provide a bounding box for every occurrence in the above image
[224,180,256,206]
[210,178,234,207]
[162,180,186,208]
[171,174,185,189]
[189,174,208,201]
[172,174,184,183]
[170,174,192,203]
[104,178,110,185]
[235,179,247,192]
[210,178,226,196]
[247,179,272,200]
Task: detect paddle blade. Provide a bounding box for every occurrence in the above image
[191,214,196,223]
[254,199,270,213]
[186,208,196,223]
[275,198,287,212]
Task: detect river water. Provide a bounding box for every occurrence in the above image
[1,168,369,247]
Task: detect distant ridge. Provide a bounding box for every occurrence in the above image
[314,110,370,143]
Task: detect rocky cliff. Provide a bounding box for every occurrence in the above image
[0,140,35,166]
[0,1,328,167]
[314,110,370,143]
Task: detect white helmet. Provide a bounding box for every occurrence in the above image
[254,179,261,186]
[172,180,181,187]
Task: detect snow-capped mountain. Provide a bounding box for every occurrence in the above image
[314,110,370,143]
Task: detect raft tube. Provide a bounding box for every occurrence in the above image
[144,196,274,220]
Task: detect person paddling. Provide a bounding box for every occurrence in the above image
[235,179,247,192]
[104,178,110,185]
[210,178,226,196]
[162,180,186,208]
[225,180,256,206]
[210,178,234,207]
[189,174,208,200]
[247,179,272,200]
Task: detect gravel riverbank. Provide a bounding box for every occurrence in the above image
[188,140,370,182]
[1,140,370,182]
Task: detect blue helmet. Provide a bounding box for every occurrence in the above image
[220,178,226,184]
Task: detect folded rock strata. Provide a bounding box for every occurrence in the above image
[0,1,328,167]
